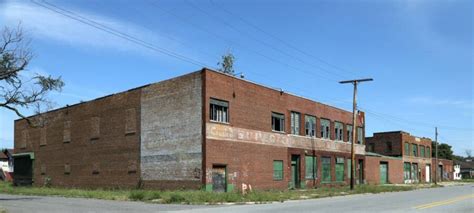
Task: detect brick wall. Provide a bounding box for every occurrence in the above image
[365,155,404,184]
[14,88,141,188]
[140,71,203,189]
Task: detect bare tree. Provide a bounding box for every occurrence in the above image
[466,149,472,158]
[217,52,235,75]
[0,24,64,127]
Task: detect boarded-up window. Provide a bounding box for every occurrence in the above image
[125,108,137,135]
[335,157,345,182]
[335,122,343,141]
[322,157,331,182]
[347,125,353,142]
[92,163,100,175]
[40,164,46,175]
[64,164,71,175]
[305,156,317,179]
[90,117,100,140]
[128,160,137,174]
[40,128,47,146]
[273,160,283,180]
[63,121,71,143]
[20,130,28,149]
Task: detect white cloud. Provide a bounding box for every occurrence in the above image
[0,0,180,54]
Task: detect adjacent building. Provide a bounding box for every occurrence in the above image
[13,68,367,191]
[365,131,454,184]
[0,149,14,181]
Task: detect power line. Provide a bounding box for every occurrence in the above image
[186,0,350,80]
[31,0,214,69]
[146,0,339,82]
[208,0,363,79]
[185,0,350,80]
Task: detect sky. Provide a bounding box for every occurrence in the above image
[0,0,472,156]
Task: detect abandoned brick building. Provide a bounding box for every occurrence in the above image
[365,131,453,184]
[13,68,367,191]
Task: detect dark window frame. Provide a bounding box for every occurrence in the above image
[210,98,229,123]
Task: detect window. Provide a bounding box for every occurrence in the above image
[320,119,330,139]
[290,112,301,135]
[40,128,47,146]
[305,156,317,179]
[357,127,363,144]
[347,159,352,178]
[210,98,229,123]
[64,164,71,175]
[335,122,343,141]
[272,112,285,132]
[420,146,425,158]
[335,157,345,182]
[404,142,410,156]
[63,121,71,143]
[411,163,418,181]
[404,162,411,180]
[305,115,316,137]
[347,125,353,143]
[386,141,392,152]
[368,143,375,152]
[426,147,431,158]
[412,144,418,157]
[322,157,332,182]
[273,160,284,180]
[125,108,137,134]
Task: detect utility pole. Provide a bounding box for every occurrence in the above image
[340,78,373,190]
[434,127,438,185]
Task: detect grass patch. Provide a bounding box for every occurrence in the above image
[0,181,437,204]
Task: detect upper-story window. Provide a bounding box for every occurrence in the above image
[347,125,353,142]
[386,141,393,152]
[357,127,363,144]
[404,142,410,156]
[272,112,285,132]
[305,115,316,137]
[210,98,229,123]
[335,122,343,141]
[426,147,431,158]
[320,119,330,139]
[420,146,425,158]
[412,144,418,157]
[290,112,300,135]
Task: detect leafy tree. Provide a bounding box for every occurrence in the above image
[431,142,454,160]
[0,25,64,126]
[217,52,235,75]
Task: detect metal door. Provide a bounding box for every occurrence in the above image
[291,155,300,189]
[379,163,388,184]
[212,166,226,192]
[425,165,431,182]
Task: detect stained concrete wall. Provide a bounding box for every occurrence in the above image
[140,71,202,188]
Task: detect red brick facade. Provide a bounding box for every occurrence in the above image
[13,68,368,190]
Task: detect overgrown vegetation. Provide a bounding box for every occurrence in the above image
[0,182,437,204]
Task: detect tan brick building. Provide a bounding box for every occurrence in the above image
[13,68,367,191]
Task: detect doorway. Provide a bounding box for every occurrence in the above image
[425,165,431,183]
[358,159,364,184]
[13,154,33,186]
[290,155,300,189]
[212,165,226,192]
[379,162,388,184]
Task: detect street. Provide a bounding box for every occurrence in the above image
[0,184,473,213]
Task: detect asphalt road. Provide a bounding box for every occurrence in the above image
[0,184,473,213]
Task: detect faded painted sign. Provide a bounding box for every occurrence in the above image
[206,123,366,154]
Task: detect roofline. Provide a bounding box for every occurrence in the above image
[16,67,360,122]
[15,69,203,122]
[202,68,358,116]
[371,130,433,141]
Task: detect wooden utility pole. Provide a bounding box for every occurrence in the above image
[434,127,438,185]
[340,78,373,190]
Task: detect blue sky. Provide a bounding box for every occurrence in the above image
[0,0,472,155]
